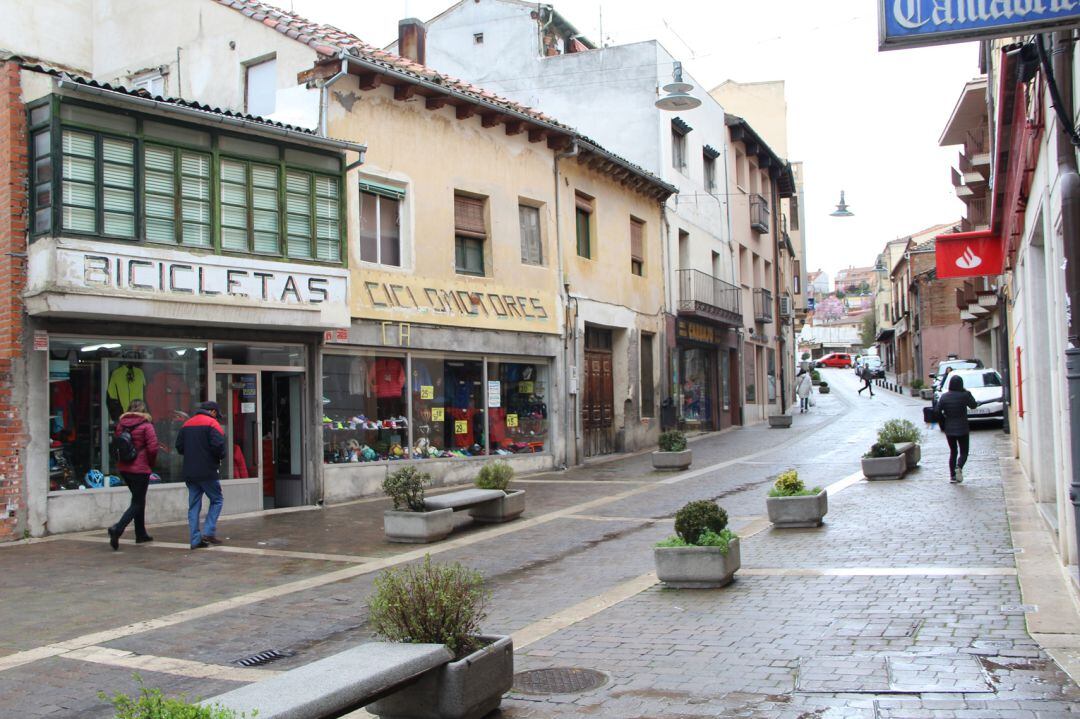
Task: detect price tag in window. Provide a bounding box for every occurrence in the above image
[506,413,519,428]
[431,407,445,422]
[420,385,434,400]
[518,381,534,394]
[454,419,468,434]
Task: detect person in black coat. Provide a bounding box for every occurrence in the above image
[937,374,978,483]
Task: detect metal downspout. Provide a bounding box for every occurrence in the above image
[555,141,579,468]
[1046,31,1080,575]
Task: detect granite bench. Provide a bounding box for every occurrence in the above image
[202,642,453,719]
[422,488,506,513]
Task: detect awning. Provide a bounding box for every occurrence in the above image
[875,328,895,342]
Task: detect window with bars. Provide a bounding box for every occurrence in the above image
[519,204,542,265]
[455,194,486,276]
[359,185,402,266]
[144,144,211,247]
[630,217,644,276]
[37,102,346,264]
[61,130,136,238]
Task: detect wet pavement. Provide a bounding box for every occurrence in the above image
[1,367,1078,717]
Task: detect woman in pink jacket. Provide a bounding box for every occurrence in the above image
[108,399,159,549]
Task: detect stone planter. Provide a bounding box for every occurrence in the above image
[766,490,828,528]
[654,538,741,589]
[383,508,454,544]
[468,489,526,523]
[818,385,831,394]
[894,442,921,468]
[920,389,935,400]
[768,415,793,428]
[909,387,920,396]
[811,379,821,386]
[861,454,908,481]
[652,449,692,471]
[368,634,513,719]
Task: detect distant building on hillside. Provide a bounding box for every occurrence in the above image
[834,265,876,293]
[807,269,830,295]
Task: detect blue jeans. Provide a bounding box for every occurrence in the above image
[186,480,223,546]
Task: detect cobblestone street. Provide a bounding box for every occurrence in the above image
[2,367,1079,718]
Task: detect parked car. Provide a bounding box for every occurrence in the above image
[816,353,853,368]
[944,368,1004,423]
[861,356,885,379]
[931,357,985,401]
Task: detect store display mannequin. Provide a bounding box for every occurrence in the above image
[107,362,146,420]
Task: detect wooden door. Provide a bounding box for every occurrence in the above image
[583,349,614,456]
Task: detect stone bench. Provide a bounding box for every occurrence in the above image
[423,488,506,513]
[202,642,453,719]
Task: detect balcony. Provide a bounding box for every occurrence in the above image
[677,269,741,325]
[960,196,989,232]
[753,287,773,323]
[750,193,770,234]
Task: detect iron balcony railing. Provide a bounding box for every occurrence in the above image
[750,193,770,234]
[753,287,773,323]
[677,269,741,321]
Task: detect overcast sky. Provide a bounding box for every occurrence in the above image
[290,0,977,279]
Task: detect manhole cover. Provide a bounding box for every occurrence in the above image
[513,667,608,695]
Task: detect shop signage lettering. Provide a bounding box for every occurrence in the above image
[82,255,332,304]
[677,320,716,345]
[879,0,1080,49]
[363,281,549,321]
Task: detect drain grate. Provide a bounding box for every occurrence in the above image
[513,667,608,695]
[234,649,296,667]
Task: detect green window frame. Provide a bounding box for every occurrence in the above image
[455,236,484,276]
[575,206,591,259]
[143,143,212,247]
[287,170,341,262]
[220,158,280,255]
[61,129,137,238]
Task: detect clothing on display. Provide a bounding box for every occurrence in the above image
[107,364,147,412]
[348,356,369,397]
[374,358,406,399]
[145,369,192,419]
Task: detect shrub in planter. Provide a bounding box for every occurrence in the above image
[861,441,907,480]
[383,465,429,512]
[911,379,925,390]
[366,557,512,719]
[766,470,827,528]
[653,430,692,470]
[877,419,922,468]
[470,461,525,523]
[383,467,453,543]
[818,381,831,394]
[655,500,739,588]
[101,679,248,719]
[810,369,822,384]
[658,430,688,452]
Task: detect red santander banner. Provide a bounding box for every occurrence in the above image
[934,230,1005,278]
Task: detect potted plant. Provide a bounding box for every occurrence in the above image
[382,466,454,543]
[652,430,692,470]
[654,500,740,588]
[810,369,822,386]
[861,441,908,480]
[908,378,923,397]
[766,469,827,528]
[468,460,525,523]
[818,380,831,394]
[366,557,512,719]
[877,419,922,468]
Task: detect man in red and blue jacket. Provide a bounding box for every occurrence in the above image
[176,401,227,549]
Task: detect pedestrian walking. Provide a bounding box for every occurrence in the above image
[176,400,227,549]
[857,365,874,397]
[107,399,158,550]
[937,374,978,483]
[795,369,813,413]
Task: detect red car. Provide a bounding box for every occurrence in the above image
[815,353,853,368]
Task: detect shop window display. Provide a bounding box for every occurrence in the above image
[412,357,485,459]
[48,338,207,491]
[322,354,409,463]
[487,361,548,455]
[680,350,712,426]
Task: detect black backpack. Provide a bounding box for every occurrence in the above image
[111,425,140,462]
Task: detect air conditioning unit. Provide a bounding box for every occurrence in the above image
[779,295,793,318]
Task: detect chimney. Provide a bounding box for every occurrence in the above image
[398,18,427,65]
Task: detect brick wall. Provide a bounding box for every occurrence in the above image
[0,61,28,542]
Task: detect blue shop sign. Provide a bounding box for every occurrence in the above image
[880,0,1080,50]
